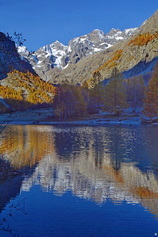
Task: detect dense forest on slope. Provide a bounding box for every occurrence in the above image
[0,70,57,112]
[0,64,157,120]
[52,67,146,120]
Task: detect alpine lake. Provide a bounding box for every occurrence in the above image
[0,124,158,237]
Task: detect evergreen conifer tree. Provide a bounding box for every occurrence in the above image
[144,65,158,118]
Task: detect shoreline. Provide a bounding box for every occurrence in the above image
[0,109,157,126]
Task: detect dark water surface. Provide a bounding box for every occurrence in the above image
[0,124,158,237]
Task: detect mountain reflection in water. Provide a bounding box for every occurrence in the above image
[0,124,158,220]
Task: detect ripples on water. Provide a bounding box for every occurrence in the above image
[0,124,158,237]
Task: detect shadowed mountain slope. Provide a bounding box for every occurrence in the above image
[0,33,35,80]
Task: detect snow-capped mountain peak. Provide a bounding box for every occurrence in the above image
[18,27,138,81]
[90,29,105,40]
[105,27,138,44]
[124,27,138,35]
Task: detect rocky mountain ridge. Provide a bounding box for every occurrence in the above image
[18,27,138,81]
[46,10,158,87]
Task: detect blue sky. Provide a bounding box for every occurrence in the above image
[0,0,157,51]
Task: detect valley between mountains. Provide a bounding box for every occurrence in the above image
[0,10,158,124]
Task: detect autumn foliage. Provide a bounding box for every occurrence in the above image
[128,33,158,46]
[0,85,23,101]
[93,49,123,74]
[0,70,57,110]
[86,50,123,88]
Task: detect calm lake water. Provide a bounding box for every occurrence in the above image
[0,124,158,237]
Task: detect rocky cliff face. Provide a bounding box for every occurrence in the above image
[0,33,35,80]
[138,10,158,34]
[18,27,138,81]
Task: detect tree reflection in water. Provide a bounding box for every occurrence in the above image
[0,125,158,216]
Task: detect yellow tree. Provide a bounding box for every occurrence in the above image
[143,65,158,118]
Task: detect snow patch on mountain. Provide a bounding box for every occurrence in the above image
[17,46,30,56]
